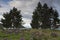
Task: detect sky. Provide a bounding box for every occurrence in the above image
[0,0,60,28]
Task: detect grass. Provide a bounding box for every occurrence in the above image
[0,29,60,40]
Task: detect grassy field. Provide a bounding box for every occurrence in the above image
[0,29,60,40]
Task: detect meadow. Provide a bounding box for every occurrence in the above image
[0,29,60,40]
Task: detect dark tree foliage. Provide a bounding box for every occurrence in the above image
[41,3,51,29]
[31,2,59,29]
[1,7,23,28]
[53,10,59,29]
[31,2,42,29]
[31,10,40,29]
[49,7,60,29]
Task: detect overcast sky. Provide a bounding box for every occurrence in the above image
[0,0,60,28]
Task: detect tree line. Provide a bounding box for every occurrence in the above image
[1,2,60,29]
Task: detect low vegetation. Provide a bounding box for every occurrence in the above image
[0,29,60,40]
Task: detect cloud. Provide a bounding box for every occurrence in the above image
[0,15,3,19]
[22,18,31,24]
[22,18,31,28]
[0,0,11,15]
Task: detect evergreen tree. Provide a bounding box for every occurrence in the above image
[31,2,59,29]
[37,2,42,28]
[41,3,51,29]
[31,2,42,29]
[1,7,23,28]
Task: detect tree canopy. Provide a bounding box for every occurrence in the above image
[1,7,23,28]
[31,2,60,29]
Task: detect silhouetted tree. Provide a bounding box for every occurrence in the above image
[31,2,42,29]
[1,7,23,28]
[41,3,51,29]
[31,10,40,29]
[31,2,59,29]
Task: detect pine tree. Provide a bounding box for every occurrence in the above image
[40,3,51,29]
[31,2,60,29]
[31,2,42,29]
[37,2,42,28]
[1,7,23,28]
